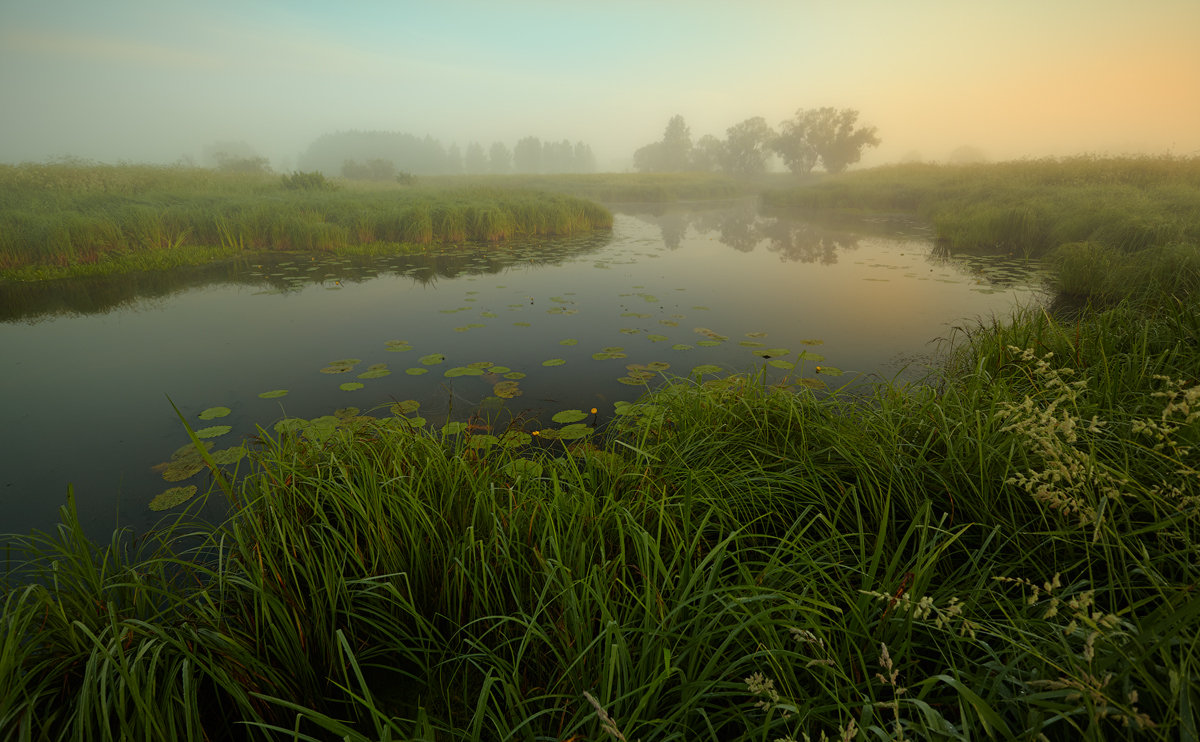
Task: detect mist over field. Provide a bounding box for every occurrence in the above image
[2,0,1198,171]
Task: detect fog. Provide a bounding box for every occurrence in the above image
[2,0,1198,170]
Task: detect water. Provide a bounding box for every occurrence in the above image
[0,201,1051,540]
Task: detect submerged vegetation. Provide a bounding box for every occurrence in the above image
[0,162,613,281]
[3,155,1199,738]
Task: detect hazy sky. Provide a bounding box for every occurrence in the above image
[2,0,1198,170]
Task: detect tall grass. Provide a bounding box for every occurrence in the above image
[0,163,613,280]
[4,320,1197,739]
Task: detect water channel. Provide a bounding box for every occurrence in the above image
[0,200,1053,541]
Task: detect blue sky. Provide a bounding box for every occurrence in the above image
[2,0,1198,168]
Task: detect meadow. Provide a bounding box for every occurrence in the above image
[2,157,1199,740]
[0,163,617,281]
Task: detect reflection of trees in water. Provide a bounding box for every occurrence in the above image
[0,232,611,324]
[625,201,861,263]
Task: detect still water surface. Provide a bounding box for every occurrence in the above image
[0,201,1051,540]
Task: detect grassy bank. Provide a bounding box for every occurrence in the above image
[765,156,1200,304]
[0,163,614,281]
[3,301,1197,739]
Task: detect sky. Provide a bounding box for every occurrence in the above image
[1,0,1198,170]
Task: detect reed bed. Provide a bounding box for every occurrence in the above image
[765,155,1200,304]
[0,163,613,280]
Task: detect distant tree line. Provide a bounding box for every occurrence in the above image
[633,109,880,175]
[296,131,596,180]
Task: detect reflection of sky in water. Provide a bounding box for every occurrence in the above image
[0,205,1051,540]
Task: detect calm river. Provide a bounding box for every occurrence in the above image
[0,200,1051,541]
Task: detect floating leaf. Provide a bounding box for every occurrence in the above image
[468,435,499,449]
[441,421,469,435]
[696,340,722,347]
[405,368,429,376]
[320,364,354,374]
[339,382,364,391]
[746,331,768,338]
[503,459,543,478]
[799,339,824,346]
[559,339,578,346]
[647,334,669,342]
[797,378,828,389]
[334,407,360,420]
[619,328,640,335]
[258,389,289,399]
[161,460,204,482]
[358,364,391,379]
[503,371,527,380]
[493,380,522,399]
[195,425,231,439]
[645,361,671,371]
[209,446,247,465]
[542,359,566,367]
[419,353,446,366]
[618,376,650,386]
[488,365,511,374]
[384,339,410,348]
[557,424,593,440]
[198,406,231,420]
[671,344,693,351]
[498,431,531,448]
[659,320,678,327]
[621,312,652,319]
[768,359,795,370]
[692,364,722,375]
[149,485,198,511]
[552,409,588,424]
[740,341,765,348]
[815,365,844,376]
[274,419,306,435]
[391,400,420,414]
[513,321,532,327]
[797,351,826,362]
[444,366,483,378]
[467,361,494,369]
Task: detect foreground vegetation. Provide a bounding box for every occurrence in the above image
[0,163,615,281]
[3,156,1198,739]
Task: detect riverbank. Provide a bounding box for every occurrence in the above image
[0,163,616,281]
[3,158,1198,739]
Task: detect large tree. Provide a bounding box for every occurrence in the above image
[488,142,511,174]
[690,134,725,172]
[464,142,488,174]
[786,108,880,174]
[513,136,542,173]
[721,117,775,175]
[633,114,693,172]
[770,115,819,175]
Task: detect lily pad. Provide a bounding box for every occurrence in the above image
[209,446,247,465]
[800,339,824,346]
[258,389,289,399]
[696,340,723,347]
[746,331,768,338]
[493,380,523,399]
[768,359,795,370]
[319,364,355,374]
[797,378,828,389]
[797,351,826,362]
[503,459,543,479]
[647,334,669,342]
[274,418,307,435]
[513,322,532,327]
[419,353,446,366]
[503,371,527,380]
[671,344,693,351]
[441,421,469,435]
[556,424,593,441]
[339,382,365,391]
[815,365,844,376]
[645,361,671,371]
[161,459,204,482]
[559,338,578,346]
[498,431,532,448]
[198,406,231,420]
[467,361,494,369]
[488,365,512,374]
[542,358,566,367]
[468,435,499,449]
[444,366,483,378]
[552,409,589,424]
[391,400,421,414]
[149,485,198,511]
[405,368,429,376]
[195,425,231,439]
[692,364,722,375]
[358,364,391,379]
